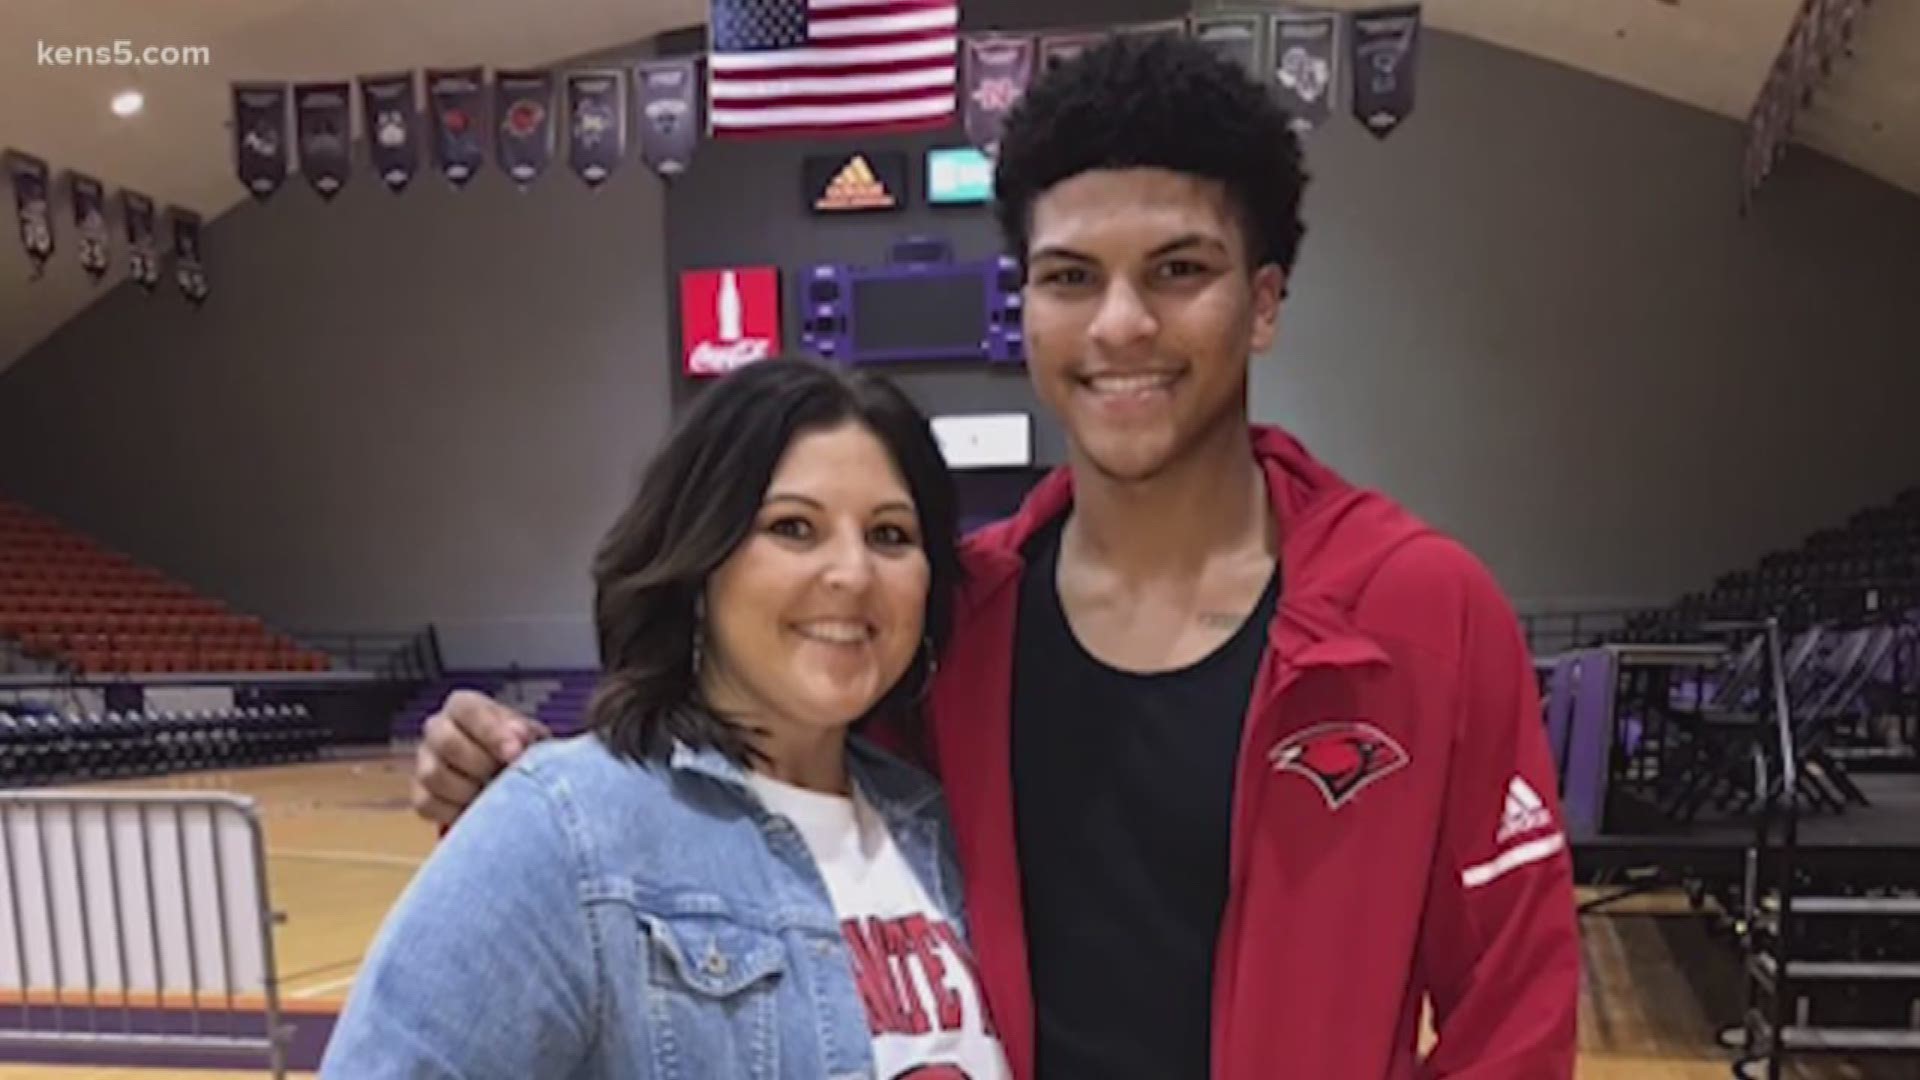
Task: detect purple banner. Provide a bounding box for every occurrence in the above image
[168,207,208,304]
[1120,19,1187,42]
[494,69,556,186]
[1190,14,1262,83]
[6,150,53,274]
[963,36,1034,159]
[360,72,419,192]
[566,70,627,188]
[1271,12,1339,132]
[635,59,698,179]
[1351,5,1421,139]
[427,67,487,186]
[1788,9,1817,106]
[122,190,160,291]
[1823,0,1863,61]
[68,172,109,279]
[232,83,290,200]
[1039,32,1106,76]
[295,82,352,199]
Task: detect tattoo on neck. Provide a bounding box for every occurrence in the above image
[1199,612,1242,631]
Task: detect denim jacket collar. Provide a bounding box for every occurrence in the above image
[668,734,941,825]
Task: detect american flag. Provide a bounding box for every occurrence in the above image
[708,0,959,136]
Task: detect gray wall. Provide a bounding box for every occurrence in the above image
[0,154,672,668]
[1249,32,1920,611]
[3,17,1918,670]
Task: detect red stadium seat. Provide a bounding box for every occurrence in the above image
[0,501,323,681]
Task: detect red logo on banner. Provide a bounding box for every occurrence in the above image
[680,266,781,377]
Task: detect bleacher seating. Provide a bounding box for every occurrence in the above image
[390,675,503,741]
[1618,486,1920,643]
[1531,485,1920,822]
[389,670,597,742]
[0,703,327,785]
[536,671,596,737]
[0,497,329,675]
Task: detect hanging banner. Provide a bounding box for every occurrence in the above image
[962,36,1034,160]
[68,172,110,280]
[1120,20,1187,42]
[1787,10,1817,107]
[494,69,556,186]
[360,72,419,192]
[1039,32,1106,76]
[566,69,627,188]
[168,207,208,305]
[232,83,290,200]
[1741,0,1864,211]
[6,151,53,276]
[1190,14,1263,83]
[427,67,487,186]
[1763,62,1793,171]
[1740,101,1774,213]
[1271,12,1339,132]
[635,59,699,179]
[1746,65,1787,206]
[1821,0,1863,61]
[295,82,352,199]
[122,190,160,291]
[1351,5,1421,139]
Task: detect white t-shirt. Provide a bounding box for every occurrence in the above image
[747,772,1012,1080]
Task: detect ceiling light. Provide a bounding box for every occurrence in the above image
[111,90,143,117]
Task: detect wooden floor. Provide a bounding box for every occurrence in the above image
[0,752,1908,1079]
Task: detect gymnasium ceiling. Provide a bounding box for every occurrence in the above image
[0,0,1914,375]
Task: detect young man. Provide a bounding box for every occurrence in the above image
[411,36,1579,1079]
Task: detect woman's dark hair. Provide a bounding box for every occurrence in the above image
[587,356,961,767]
[993,32,1308,274]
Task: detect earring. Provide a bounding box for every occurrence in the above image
[910,637,938,703]
[691,592,707,677]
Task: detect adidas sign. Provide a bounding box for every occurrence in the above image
[1496,776,1553,844]
[815,154,897,211]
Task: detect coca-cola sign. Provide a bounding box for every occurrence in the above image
[680,266,782,377]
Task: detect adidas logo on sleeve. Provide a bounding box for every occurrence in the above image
[1496,776,1554,844]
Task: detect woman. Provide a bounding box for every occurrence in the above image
[321,357,1010,1079]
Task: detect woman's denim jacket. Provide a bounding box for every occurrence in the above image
[319,731,968,1079]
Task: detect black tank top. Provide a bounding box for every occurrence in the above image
[1011,516,1280,1080]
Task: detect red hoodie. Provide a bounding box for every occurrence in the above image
[923,425,1580,1079]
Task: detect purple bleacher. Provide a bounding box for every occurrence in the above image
[1545,656,1577,781]
[388,669,605,740]
[534,671,599,737]
[389,674,503,740]
[1561,647,1618,841]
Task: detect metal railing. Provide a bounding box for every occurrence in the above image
[291,625,442,682]
[2,621,442,683]
[1518,607,1648,657]
[0,791,288,1075]
[1735,616,1804,1080]
[1524,577,1920,659]
[0,643,67,678]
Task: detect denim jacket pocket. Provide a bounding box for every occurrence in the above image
[644,911,787,996]
[638,909,792,1080]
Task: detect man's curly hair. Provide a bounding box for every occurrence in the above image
[993,33,1308,275]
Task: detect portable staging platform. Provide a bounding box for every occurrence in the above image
[1546,630,1920,1078]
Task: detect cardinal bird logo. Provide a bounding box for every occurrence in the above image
[1269,721,1408,811]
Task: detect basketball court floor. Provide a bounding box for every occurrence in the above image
[0,751,1906,1079]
